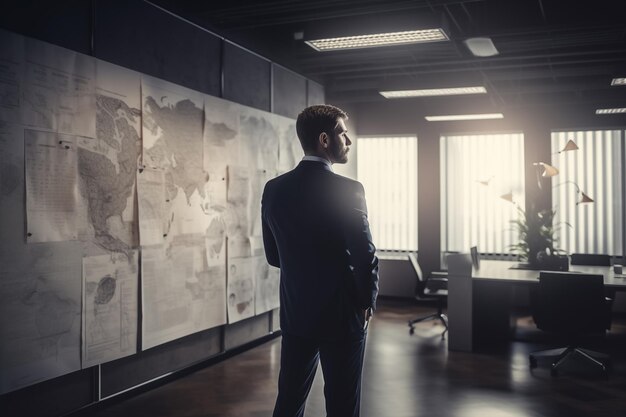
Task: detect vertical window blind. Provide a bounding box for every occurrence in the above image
[357,136,418,251]
[551,130,624,256]
[440,133,525,255]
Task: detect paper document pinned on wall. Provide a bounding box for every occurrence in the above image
[25,129,78,242]
[82,251,139,368]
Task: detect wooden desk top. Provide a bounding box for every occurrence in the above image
[473,260,626,289]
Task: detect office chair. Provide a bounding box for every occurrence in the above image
[570,253,611,266]
[529,271,613,377]
[407,253,448,338]
[570,253,615,298]
[440,250,460,271]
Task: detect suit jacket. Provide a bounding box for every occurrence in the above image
[261,160,379,340]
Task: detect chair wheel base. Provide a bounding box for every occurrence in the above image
[529,346,610,377]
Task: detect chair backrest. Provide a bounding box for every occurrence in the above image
[408,253,448,298]
[470,246,480,269]
[532,272,608,334]
[408,252,425,283]
[441,251,460,270]
[570,253,611,266]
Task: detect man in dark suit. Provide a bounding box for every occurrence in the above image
[262,105,379,417]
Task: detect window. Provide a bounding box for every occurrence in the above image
[357,136,418,251]
[551,130,624,256]
[440,133,525,255]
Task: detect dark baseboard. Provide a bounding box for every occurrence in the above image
[65,330,282,417]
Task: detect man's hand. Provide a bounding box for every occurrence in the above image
[363,308,373,330]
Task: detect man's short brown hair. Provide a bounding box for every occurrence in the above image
[296,105,348,152]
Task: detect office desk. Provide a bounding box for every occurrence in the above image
[448,259,626,352]
[474,260,626,289]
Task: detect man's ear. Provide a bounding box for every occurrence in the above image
[319,132,329,148]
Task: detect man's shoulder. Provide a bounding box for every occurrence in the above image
[265,170,291,187]
[263,170,298,199]
[327,173,366,212]
[329,172,364,192]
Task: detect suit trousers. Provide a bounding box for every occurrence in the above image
[273,332,367,417]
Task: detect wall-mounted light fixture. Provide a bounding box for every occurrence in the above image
[533,162,559,177]
[532,162,559,189]
[556,139,579,153]
[499,191,523,210]
[500,191,515,204]
[554,181,594,205]
[477,175,494,186]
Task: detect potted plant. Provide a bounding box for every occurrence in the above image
[509,204,570,270]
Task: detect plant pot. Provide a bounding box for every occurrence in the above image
[536,252,569,271]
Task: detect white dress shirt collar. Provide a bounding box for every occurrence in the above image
[302,155,333,171]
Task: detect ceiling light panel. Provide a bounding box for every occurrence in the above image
[595,108,626,114]
[380,86,486,98]
[425,113,504,121]
[463,37,499,57]
[305,29,448,51]
[611,78,626,86]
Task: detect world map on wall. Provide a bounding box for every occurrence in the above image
[143,96,206,203]
[78,94,140,256]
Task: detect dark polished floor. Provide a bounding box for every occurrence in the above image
[87,300,626,417]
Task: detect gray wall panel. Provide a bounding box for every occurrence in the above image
[223,42,271,111]
[94,0,222,96]
[273,65,306,118]
[101,327,221,397]
[307,80,326,106]
[0,0,92,54]
[224,313,270,351]
[0,368,94,417]
[271,308,280,332]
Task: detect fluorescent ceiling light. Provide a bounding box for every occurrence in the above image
[425,113,503,121]
[380,86,486,98]
[305,29,448,51]
[595,108,626,114]
[463,37,499,57]
[611,78,626,86]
